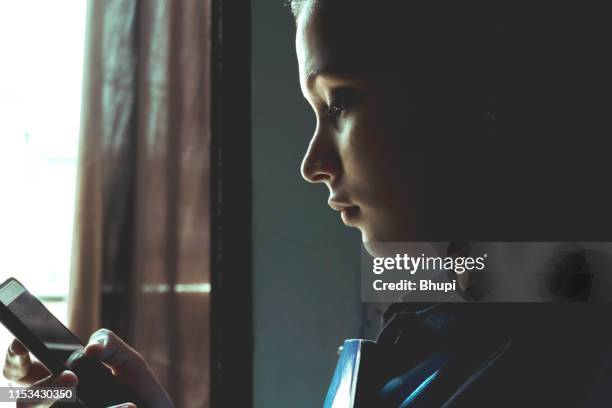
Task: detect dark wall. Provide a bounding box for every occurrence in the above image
[252,2,365,407]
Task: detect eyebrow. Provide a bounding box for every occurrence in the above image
[306,67,329,89]
[306,64,354,90]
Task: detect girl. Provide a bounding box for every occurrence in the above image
[6,1,611,406]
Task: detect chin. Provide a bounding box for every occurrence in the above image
[360,222,419,244]
[359,226,390,244]
[359,222,395,243]
[362,240,396,258]
[355,208,419,242]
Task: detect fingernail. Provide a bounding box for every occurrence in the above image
[8,340,25,356]
[70,350,84,359]
[89,335,107,347]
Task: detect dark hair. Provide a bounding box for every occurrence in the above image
[287,1,601,129]
[288,0,497,93]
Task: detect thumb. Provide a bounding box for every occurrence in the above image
[84,329,147,377]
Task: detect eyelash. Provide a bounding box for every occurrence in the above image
[326,103,345,119]
[325,88,358,121]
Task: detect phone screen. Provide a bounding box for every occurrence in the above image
[0,279,82,363]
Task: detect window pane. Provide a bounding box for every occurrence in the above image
[0,0,86,296]
[0,1,86,390]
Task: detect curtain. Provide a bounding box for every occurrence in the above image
[68,1,211,406]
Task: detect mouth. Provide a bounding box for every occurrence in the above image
[328,199,360,225]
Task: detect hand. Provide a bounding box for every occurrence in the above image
[3,330,173,408]
[84,328,174,408]
[3,339,78,408]
[3,339,53,385]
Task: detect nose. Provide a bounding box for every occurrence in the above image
[300,124,340,184]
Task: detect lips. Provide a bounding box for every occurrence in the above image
[328,197,360,225]
[328,197,357,212]
[328,201,355,212]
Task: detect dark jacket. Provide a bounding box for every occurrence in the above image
[374,301,612,407]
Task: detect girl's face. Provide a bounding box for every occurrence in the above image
[295,6,424,242]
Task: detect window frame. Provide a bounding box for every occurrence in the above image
[210,0,253,406]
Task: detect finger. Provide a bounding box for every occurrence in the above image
[10,362,51,385]
[29,370,78,388]
[47,370,78,388]
[10,338,28,355]
[16,370,78,408]
[4,339,31,379]
[85,329,172,406]
[84,329,147,377]
[4,340,50,383]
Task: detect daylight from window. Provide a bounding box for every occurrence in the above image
[0,1,86,390]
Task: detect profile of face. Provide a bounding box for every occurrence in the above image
[294,1,425,243]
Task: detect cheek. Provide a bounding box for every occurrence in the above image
[338,110,406,205]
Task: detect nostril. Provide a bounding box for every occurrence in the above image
[302,157,331,184]
[310,174,327,183]
[301,154,321,183]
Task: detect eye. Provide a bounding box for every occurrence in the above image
[325,87,359,120]
[326,104,344,119]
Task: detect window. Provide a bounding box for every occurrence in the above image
[0,0,87,384]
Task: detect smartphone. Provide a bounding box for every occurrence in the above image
[0,277,142,407]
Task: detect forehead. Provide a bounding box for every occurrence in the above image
[295,5,411,90]
[295,6,336,83]
[295,5,375,84]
